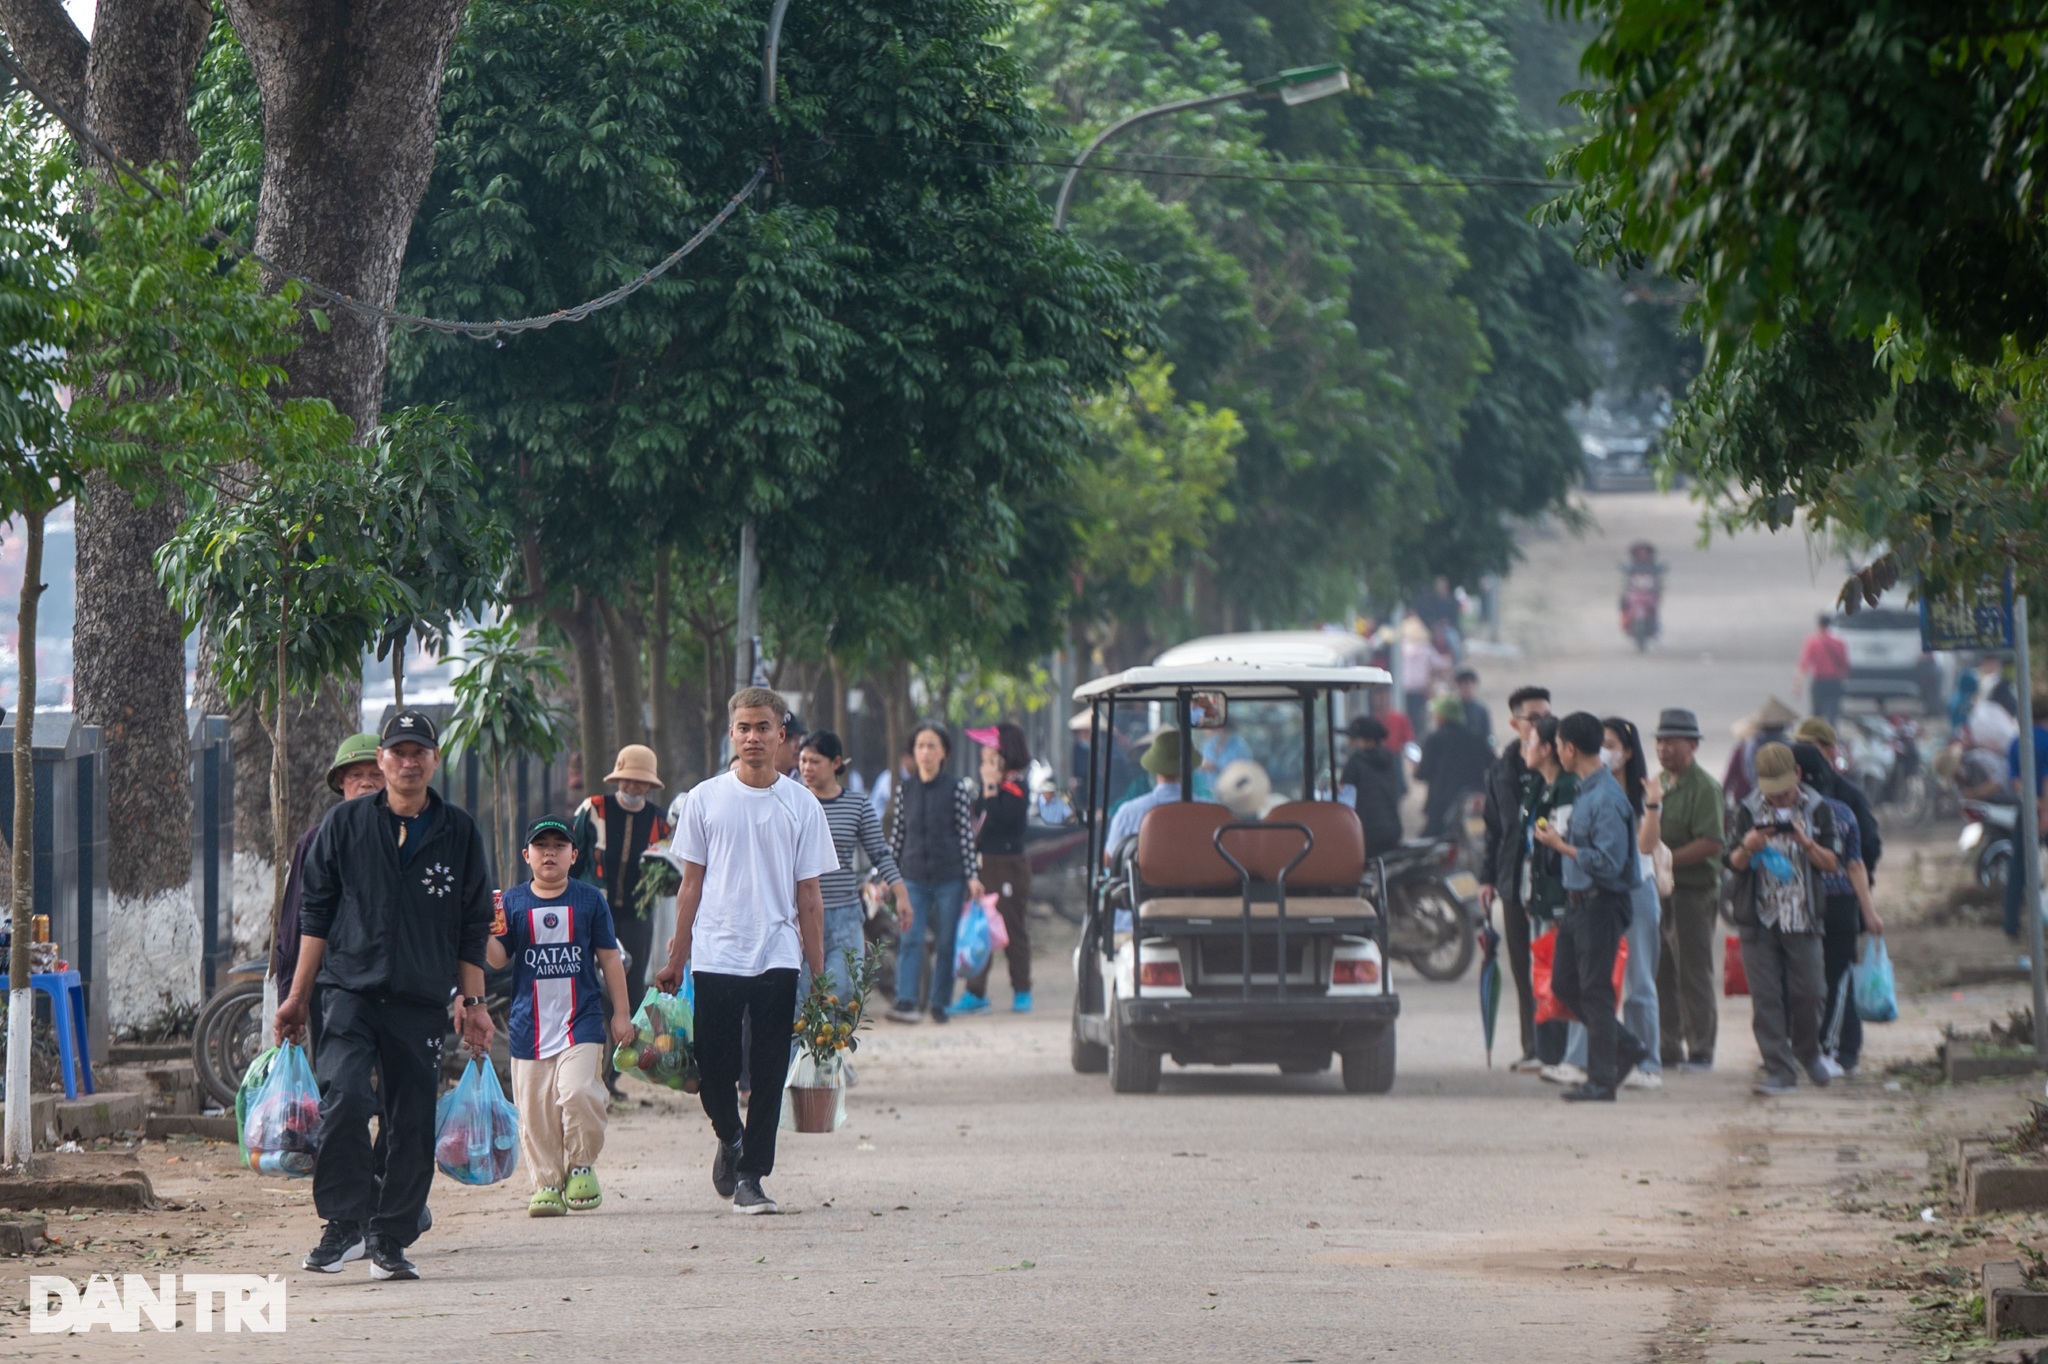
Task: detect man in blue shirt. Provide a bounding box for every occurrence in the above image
[2006,688,2048,941]
[1102,731,1185,865]
[1533,711,1649,1102]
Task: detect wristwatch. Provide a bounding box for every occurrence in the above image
[459,995,485,1007]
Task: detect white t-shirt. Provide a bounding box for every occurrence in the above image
[674,771,839,976]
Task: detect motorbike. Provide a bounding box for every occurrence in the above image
[1618,540,1664,652]
[1960,799,2018,893]
[1370,839,1480,981]
[1844,711,1931,823]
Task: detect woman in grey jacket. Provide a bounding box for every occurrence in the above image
[886,723,982,1023]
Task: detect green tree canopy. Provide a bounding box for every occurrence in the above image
[1553,0,2048,596]
[386,0,1147,671]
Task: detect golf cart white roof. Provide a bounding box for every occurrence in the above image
[1074,662,1391,703]
[1153,630,1377,670]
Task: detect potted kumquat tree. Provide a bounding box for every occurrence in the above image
[787,949,881,1133]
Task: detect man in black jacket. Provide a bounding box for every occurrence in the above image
[1341,717,1405,856]
[276,708,494,1282]
[1478,685,1552,1072]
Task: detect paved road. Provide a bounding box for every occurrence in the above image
[16,491,1981,1362]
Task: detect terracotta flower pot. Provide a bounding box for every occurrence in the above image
[790,1084,839,1134]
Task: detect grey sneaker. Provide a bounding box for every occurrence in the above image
[1752,1076,1798,1097]
[885,1004,922,1024]
[302,1221,364,1273]
[367,1235,418,1281]
[732,1178,780,1215]
[1803,1060,1833,1087]
[712,1137,743,1199]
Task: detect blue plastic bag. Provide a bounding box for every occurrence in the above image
[1754,845,1798,884]
[434,1058,519,1186]
[240,1042,320,1177]
[955,900,992,978]
[1852,937,1898,1023]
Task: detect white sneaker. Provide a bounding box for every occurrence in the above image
[1621,1070,1662,1090]
[1817,1054,1845,1080]
[1540,1063,1588,1086]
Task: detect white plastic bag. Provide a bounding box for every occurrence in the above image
[779,1051,847,1133]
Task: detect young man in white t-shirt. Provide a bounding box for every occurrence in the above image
[656,687,835,1214]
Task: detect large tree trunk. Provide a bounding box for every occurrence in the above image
[553,596,610,805]
[649,550,675,785]
[0,0,216,1036]
[220,0,468,431]
[596,595,647,755]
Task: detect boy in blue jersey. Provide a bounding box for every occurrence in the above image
[488,816,635,1217]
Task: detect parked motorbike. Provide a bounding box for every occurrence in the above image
[1370,839,1479,981]
[1960,800,2018,893]
[1618,540,1664,651]
[1844,711,1931,823]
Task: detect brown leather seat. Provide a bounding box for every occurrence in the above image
[1134,801,1237,893]
[1256,801,1366,891]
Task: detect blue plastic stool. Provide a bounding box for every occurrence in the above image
[28,970,94,1100]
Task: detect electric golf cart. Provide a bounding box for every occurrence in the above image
[1069,655,1401,1094]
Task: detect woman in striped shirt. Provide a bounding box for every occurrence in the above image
[798,731,908,1003]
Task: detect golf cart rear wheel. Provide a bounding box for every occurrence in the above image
[1070,1001,1108,1074]
[1341,1026,1396,1094]
[1107,1002,1161,1093]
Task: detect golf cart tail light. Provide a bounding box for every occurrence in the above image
[1139,960,1183,988]
[1332,958,1378,986]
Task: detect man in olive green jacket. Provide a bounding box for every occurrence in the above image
[1651,709,1724,1071]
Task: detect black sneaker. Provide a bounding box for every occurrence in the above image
[302,1221,364,1273]
[712,1137,743,1199]
[367,1235,418,1281]
[1561,1083,1617,1102]
[731,1178,780,1215]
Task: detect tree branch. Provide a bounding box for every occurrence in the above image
[0,0,88,116]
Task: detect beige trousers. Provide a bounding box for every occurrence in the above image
[511,1042,608,1191]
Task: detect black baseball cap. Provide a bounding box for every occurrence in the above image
[380,707,440,749]
[524,815,574,846]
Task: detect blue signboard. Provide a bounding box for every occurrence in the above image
[1920,575,2015,652]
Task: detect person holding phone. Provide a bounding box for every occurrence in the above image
[1725,743,1840,1096]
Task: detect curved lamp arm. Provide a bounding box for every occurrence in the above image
[1052,86,1252,230]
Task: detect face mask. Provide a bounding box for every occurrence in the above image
[1600,748,1626,772]
[614,791,647,811]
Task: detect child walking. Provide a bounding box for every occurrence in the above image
[488,816,636,1217]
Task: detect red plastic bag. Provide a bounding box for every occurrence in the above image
[1722,932,1749,996]
[1532,929,1628,1023]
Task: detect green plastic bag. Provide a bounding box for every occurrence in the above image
[234,1045,279,1167]
[611,987,698,1091]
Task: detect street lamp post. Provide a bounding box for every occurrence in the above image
[1045,63,1350,783]
[1051,64,1351,230]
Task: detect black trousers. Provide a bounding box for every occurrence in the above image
[306,986,388,1186]
[312,989,444,1247]
[694,969,799,1180]
[1819,893,1864,1069]
[1502,895,1536,1059]
[1551,893,1646,1091]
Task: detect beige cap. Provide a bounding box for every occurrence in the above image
[1792,716,1838,748]
[1754,742,1800,796]
[605,743,663,789]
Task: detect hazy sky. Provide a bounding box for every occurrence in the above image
[64,1,91,36]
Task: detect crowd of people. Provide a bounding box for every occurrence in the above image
[1470,685,1889,1102]
[267,685,1049,1277]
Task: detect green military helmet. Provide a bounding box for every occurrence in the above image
[326,732,383,794]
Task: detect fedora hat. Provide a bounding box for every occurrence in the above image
[605,743,663,789]
[1653,708,1702,741]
